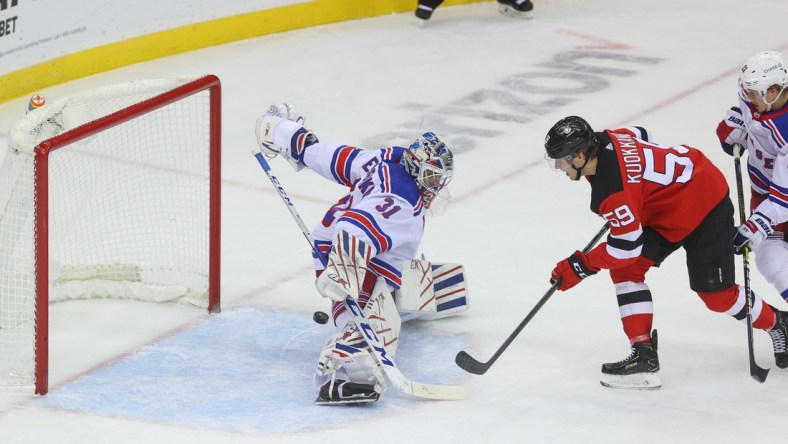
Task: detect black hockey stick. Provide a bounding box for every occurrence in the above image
[732,143,770,383]
[455,223,609,375]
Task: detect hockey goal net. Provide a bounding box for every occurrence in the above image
[0,75,221,394]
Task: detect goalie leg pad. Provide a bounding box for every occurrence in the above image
[314,277,400,391]
[364,277,402,358]
[316,230,374,302]
[395,258,470,321]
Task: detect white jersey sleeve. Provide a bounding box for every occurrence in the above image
[301,142,379,187]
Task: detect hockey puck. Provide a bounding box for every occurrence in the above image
[313,311,329,325]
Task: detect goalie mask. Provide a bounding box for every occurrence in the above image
[401,132,454,208]
[739,51,788,113]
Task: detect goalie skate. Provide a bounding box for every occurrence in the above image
[314,379,380,405]
[600,330,661,390]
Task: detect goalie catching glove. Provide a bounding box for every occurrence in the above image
[551,250,599,291]
[254,102,316,171]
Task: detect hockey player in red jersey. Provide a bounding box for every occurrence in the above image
[544,116,788,390]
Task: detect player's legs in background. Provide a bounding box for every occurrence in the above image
[686,197,786,367]
[754,239,788,368]
[415,0,444,20]
[754,238,788,301]
[497,0,534,18]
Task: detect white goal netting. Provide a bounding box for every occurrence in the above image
[0,77,220,392]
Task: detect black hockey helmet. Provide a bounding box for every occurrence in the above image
[544,116,598,159]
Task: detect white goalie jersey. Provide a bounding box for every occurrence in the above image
[261,116,470,320]
[301,141,427,290]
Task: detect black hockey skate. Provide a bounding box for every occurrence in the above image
[768,311,788,369]
[415,8,433,20]
[415,0,443,21]
[600,330,661,390]
[497,0,534,19]
[315,379,380,405]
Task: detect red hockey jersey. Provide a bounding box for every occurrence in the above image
[585,128,729,270]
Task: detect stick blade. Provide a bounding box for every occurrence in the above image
[750,362,770,383]
[384,367,467,400]
[409,381,467,400]
[455,350,490,375]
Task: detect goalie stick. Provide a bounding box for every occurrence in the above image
[253,148,467,400]
[455,223,610,375]
[732,143,769,383]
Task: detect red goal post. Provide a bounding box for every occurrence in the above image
[0,75,221,394]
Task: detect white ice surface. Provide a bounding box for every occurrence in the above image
[1,1,788,443]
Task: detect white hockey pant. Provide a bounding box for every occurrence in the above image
[754,238,788,300]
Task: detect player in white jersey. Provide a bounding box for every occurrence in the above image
[255,103,464,404]
[716,50,788,367]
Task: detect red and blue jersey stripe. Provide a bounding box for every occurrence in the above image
[379,146,404,162]
[769,181,788,209]
[377,163,393,194]
[290,128,313,163]
[369,257,403,289]
[329,146,360,187]
[762,118,787,148]
[748,163,771,194]
[339,209,391,253]
[313,239,332,267]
